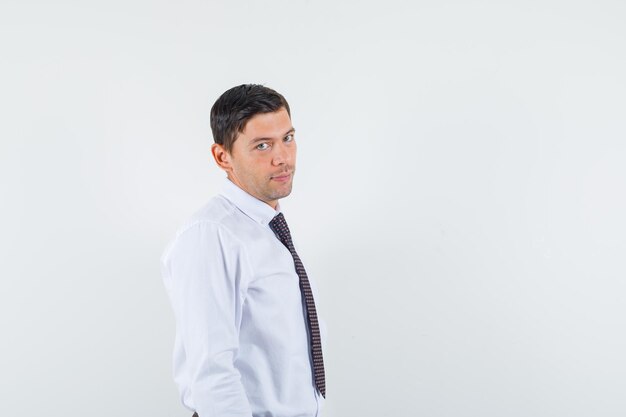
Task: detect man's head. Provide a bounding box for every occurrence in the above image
[210,84,296,209]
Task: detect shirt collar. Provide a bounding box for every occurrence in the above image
[219,177,281,226]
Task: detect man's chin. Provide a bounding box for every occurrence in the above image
[267,185,293,201]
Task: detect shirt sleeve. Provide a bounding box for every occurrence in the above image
[162,220,252,417]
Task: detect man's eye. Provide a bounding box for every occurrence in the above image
[284,134,294,142]
[256,143,270,150]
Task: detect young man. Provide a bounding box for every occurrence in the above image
[161,84,327,417]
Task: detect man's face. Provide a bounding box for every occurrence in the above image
[223,108,296,208]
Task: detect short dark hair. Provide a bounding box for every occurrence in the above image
[210,84,291,153]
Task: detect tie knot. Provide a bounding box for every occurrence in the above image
[269,212,292,245]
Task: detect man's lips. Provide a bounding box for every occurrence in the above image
[271,172,291,182]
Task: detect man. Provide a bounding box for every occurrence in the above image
[161,84,327,417]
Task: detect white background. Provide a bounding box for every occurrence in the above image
[1,1,625,416]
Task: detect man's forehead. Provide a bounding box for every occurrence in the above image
[241,108,292,139]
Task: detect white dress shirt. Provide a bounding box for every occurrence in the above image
[161,178,326,417]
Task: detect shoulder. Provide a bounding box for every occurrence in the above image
[161,195,242,263]
[183,194,236,229]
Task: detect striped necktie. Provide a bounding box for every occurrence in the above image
[269,212,326,398]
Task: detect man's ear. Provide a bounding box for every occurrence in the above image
[211,143,233,172]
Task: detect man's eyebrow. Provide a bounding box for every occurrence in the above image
[249,128,296,144]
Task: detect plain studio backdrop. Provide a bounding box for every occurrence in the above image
[1,0,625,416]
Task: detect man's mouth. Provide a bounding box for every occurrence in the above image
[271,172,291,182]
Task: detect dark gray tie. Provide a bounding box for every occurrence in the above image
[269,212,326,398]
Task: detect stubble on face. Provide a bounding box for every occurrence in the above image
[265,165,296,200]
[231,162,295,204]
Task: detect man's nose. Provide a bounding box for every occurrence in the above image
[272,142,291,166]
